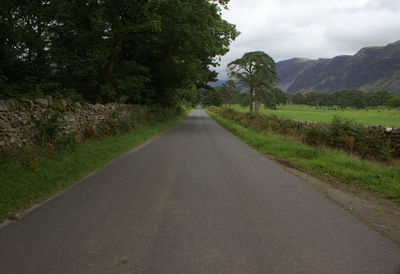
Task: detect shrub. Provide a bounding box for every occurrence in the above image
[34,111,65,148]
[302,124,328,146]
[327,116,358,150]
[56,133,77,151]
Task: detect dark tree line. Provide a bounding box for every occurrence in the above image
[0,0,239,105]
[208,79,287,109]
[289,90,400,108]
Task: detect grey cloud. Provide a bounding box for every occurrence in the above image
[365,0,400,11]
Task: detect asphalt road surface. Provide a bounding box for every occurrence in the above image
[1,109,400,273]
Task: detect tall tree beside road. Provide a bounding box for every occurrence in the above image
[0,0,239,105]
[144,0,239,105]
[228,51,278,113]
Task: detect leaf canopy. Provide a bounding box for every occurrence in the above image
[0,0,239,105]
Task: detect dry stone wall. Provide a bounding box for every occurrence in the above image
[0,97,130,148]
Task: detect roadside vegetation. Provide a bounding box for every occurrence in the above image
[0,107,190,222]
[209,107,400,161]
[0,0,240,221]
[207,108,400,202]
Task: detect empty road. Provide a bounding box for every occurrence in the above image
[1,109,400,273]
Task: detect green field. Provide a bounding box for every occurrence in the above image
[229,104,400,127]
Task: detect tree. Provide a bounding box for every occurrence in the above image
[236,92,249,107]
[200,88,222,106]
[0,0,239,106]
[366,90,389,106]
[305,91,327,106]
[0,1,55,98]
[227,51,278,113]
[328,90,366,108]
[139,0,239,105]
[290,93,307,105]
[216,80,240,106]
[178,85,200,107]
[386,94,400,107]
[261,87,287,110]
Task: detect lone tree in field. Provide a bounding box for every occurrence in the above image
[228,51,278,113]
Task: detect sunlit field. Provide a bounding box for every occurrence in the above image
[228,104,400,127]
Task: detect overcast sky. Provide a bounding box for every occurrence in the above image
[216,0,400,79]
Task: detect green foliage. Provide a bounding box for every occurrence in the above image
[216,80,240,105]
[33,111,78,152]
[289,89,396,108]
[0,146,40,168]
[201,88,223,106]
[366,90,390,106]
[301,124,329,146]
[261,87,287,110]
[290,93,307,104]
[327,116,358,149]
[386,95,400,107]
[211,107,397,161]
[228,51,278,113]
[0,1,239,105]
[237,92,250,107]
[49,103,76,112]
[34,111,65,148]
[178,86,201,107]
[302,117,392,161]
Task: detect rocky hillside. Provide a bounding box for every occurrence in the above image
[276,41,400,94]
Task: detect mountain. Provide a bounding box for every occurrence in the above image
[209,79,227,87]
[276,41,400,94]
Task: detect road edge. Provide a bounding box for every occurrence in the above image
[205,109,400,246]
[0,110,193,229]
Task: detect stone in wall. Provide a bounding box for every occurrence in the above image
[34,98,48,107]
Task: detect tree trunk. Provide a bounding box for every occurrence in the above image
[102,35,123,85]
[103,52,117,85]
[249,87,253,113]
[255,97,259,113]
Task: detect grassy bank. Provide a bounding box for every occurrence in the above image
[0,110,189,222]
[207,109,400,201]
[229,104,400,127]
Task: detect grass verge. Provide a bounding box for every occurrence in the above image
[207,109,400,202]
[0,110,190,222]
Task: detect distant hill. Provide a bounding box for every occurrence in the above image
[276,41,400,94]
[209,79,227,87]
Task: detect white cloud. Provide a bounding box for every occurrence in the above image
[216,0,400,79]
